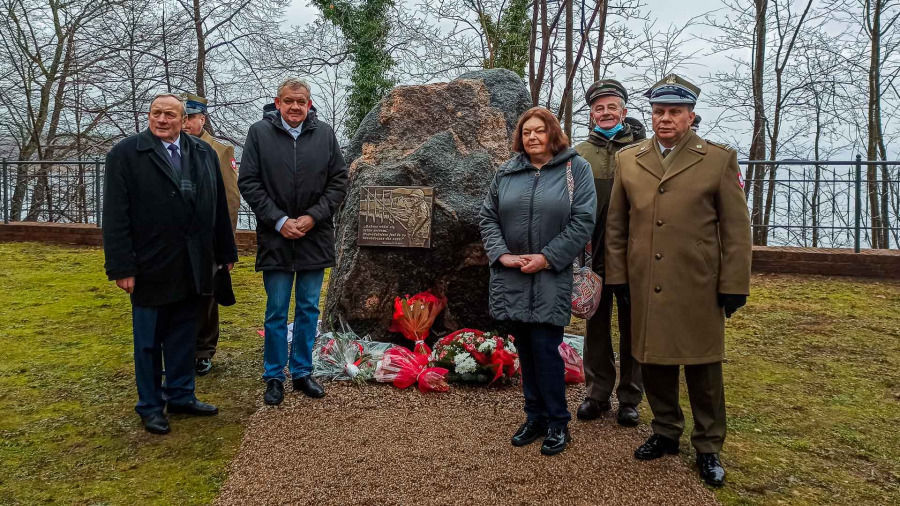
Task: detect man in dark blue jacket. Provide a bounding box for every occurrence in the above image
[238,78,348,406]
[103,94,238,435]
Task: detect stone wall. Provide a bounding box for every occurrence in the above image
[0,222,257,252]
[2,222,897,279]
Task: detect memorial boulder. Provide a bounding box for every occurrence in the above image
[323,69,531,341]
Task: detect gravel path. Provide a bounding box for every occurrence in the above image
[216,382,718,506]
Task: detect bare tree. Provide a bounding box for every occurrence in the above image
[704,0,824,245]
[758,0,817,243]
[0,0,112,220]
[859,0,900,247]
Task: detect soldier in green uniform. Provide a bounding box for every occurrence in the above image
[182,93,241,375]
[605,75,752,487]
[573,79,646,427]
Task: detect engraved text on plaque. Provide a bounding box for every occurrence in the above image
[358,186,434,248]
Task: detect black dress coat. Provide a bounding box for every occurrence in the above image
[103,129,238,307]
[238,110,348,272]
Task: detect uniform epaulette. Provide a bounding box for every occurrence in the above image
[211,135,234,148]
[706,140,735,152]
[618,142,643,153]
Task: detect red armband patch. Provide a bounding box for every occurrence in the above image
[737,171,745,189]
[231,158,237,171]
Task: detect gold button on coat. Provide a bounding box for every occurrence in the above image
[604,131,752,365]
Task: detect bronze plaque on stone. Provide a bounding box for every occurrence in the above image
[358,186,434,248]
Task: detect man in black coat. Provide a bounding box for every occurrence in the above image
[103,94,238,435]
[238,78,348,406]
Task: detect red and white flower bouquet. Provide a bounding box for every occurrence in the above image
[431,328,520,384]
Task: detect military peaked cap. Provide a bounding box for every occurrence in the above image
[182,93,208,115]
[585,79,628,105]
[644,74,700,105]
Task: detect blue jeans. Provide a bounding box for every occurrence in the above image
[508,321,570,429]
[132,297,200,417]
[262,269,325,382]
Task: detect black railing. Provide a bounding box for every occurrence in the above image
[2,159,104,227]
[740,157,900,251]
[1,159,258,230]
[2,157,899,251]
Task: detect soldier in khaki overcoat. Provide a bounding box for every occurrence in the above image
[182,93,241,375]
[605,74,752,488]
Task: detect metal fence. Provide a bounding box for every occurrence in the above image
[0,158,259,230]
[2,157,899,251]
[1,160,104,227]
[740,157,900,251]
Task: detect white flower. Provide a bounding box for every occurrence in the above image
[477,339,497,353]
[504,341,517,353]
[455,352,478,374]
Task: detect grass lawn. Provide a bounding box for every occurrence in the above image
[0,242,898,504]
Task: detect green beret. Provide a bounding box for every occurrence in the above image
[585,79,628,105]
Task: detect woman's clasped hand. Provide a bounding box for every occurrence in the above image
[498,253,549,273]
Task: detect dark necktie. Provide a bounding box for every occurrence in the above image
[167,144,182,176]
[662,148,672,159]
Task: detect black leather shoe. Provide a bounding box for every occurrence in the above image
[511,420,547,447]
[195,358,212,376]
[167,399,218,416]
[140,413,170,435]
[292,376,325,398]
[634,434,680,460]
[264,379,284,406]
[617,405,640,427]
[540,426,571,456]
[697,452,726,487]
[576,398,611,421]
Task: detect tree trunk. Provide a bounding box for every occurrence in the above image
[879,136,891,248]
[866,0,884,248]
[24,171,48,222]
[762,66,784,246]
[8,0,68,219]
[811,91,821,248]
[528,0,538,100]
[531,0,551,106]
[558,0,602,131]
[592,0,608,82]
[193,0,206,97]
[161,6,173,91]
[748,0,768,245]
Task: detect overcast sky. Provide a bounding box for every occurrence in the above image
[280,0,725,107]
[278,0,895,159]
[279,1,732,104]
[283,0,704,26]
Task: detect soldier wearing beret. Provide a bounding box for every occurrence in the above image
[181,93,241,375]
[573,79,646,427]
[604,74,752,487]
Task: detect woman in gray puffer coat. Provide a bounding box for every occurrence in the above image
[479,107,596,456]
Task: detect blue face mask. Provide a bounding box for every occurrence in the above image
[594,123,624,138]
